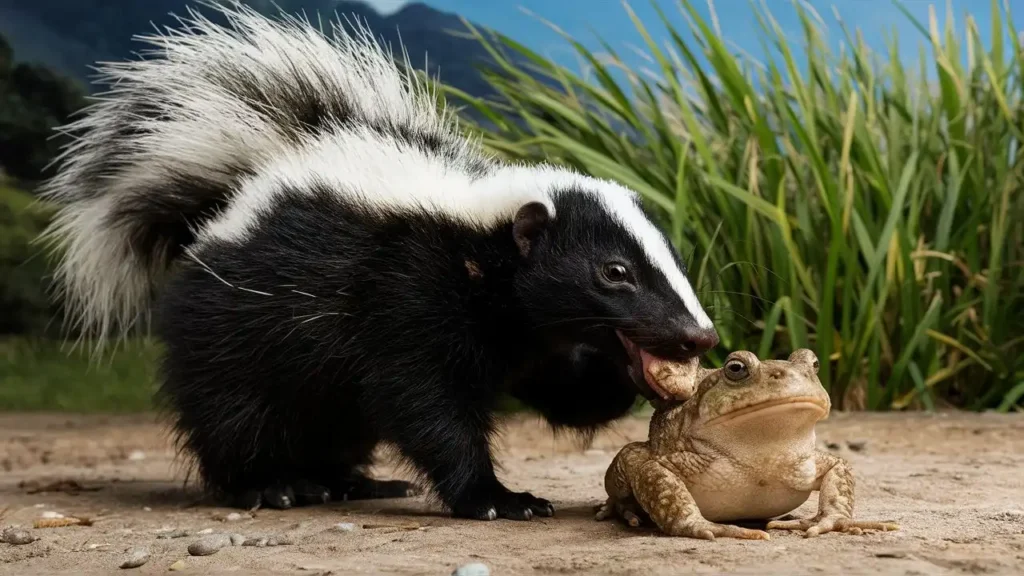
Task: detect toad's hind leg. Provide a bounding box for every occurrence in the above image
[597,443,650,528]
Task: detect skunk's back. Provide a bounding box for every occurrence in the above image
[38,1,477,344]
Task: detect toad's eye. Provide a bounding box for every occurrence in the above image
[724,360,749,381]
[601,263,631,285]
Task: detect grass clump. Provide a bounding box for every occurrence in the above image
[0,337,162,412]
[441,0,1024,411]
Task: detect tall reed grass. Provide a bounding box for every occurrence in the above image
[439,0,1024,411]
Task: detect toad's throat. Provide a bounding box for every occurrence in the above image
[704,396,828,427]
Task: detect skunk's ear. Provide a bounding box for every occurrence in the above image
[512,201,551,258]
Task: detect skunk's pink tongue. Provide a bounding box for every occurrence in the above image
[639,349,670,400]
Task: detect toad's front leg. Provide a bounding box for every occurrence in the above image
[767,451,899,538]
[629,457,769,541]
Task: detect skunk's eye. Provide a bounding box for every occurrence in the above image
[601,263,631,285]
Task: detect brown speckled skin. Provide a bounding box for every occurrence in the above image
[597,349,899,540]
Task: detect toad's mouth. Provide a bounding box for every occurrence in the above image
[616,330,673,401]
[705,397,829,427]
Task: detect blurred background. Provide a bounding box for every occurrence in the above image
[0,0,1021,414]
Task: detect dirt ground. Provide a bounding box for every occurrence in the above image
[0,411,1022,575]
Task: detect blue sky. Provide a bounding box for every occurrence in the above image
[362,0,1023,74]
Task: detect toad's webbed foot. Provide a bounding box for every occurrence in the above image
[666,518,770,541]
[767,515,899,537]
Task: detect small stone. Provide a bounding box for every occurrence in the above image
[225,512,242,522]
[157,529,189,539]
[452,563,490,576]
[242,537,268,547]
[334,522,357,532]
[188,534,230,556]
[40,511,65,519]
[119,548,150,569]
[266,535,293,546]
[229,533,245,546]
[168,559,187,571]
[1,528,37,545]
[142,507,152,512]
[874,549,910,559]
[196,528,213,535]
[128,450,146,461]
[846,440,867,452]
[991,510,1024,521]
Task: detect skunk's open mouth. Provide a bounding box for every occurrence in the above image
[616,330,673,401]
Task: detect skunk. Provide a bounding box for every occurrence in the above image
[39,1,719,519]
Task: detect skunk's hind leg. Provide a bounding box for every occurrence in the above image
[325,472,422,501]
[315,425,424,501]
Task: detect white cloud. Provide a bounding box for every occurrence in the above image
[359,0,410,15]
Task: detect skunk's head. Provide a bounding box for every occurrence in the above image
[510,181,719,402]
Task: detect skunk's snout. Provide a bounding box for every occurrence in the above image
[637,321,719,362]
[671,317,720,358]
[680,325,719,358]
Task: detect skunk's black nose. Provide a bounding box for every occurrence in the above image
[680,326,719,358]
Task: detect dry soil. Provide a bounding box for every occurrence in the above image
[0,411,1022,575]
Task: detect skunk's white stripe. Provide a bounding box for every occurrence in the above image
[197,128,553,244]
[198,136,713,329]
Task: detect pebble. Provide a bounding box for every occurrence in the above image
[188,534,231,556]
[196,528,213,535]
[874,549,911,559]
[229,533,246,546]
[157,529,189,539]
[40,511,65,519]
[128,450,146,461]
[242,537,268,547]
[1,528,37,545]
[119,548,150,569]
[225,512,243,522]
[334,522,357,532]
[991,510,1024,522]
[168,559,187,571]
[846,440,868,452]
[452,563,490,576]
[266,535,293,547]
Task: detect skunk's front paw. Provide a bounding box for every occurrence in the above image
[451,487,554,521]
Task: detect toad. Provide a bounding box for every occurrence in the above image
[596,349,899,540]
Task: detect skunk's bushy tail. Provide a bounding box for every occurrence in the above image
[38,0,465,344]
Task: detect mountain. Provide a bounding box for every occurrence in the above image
[0,0,499,101]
